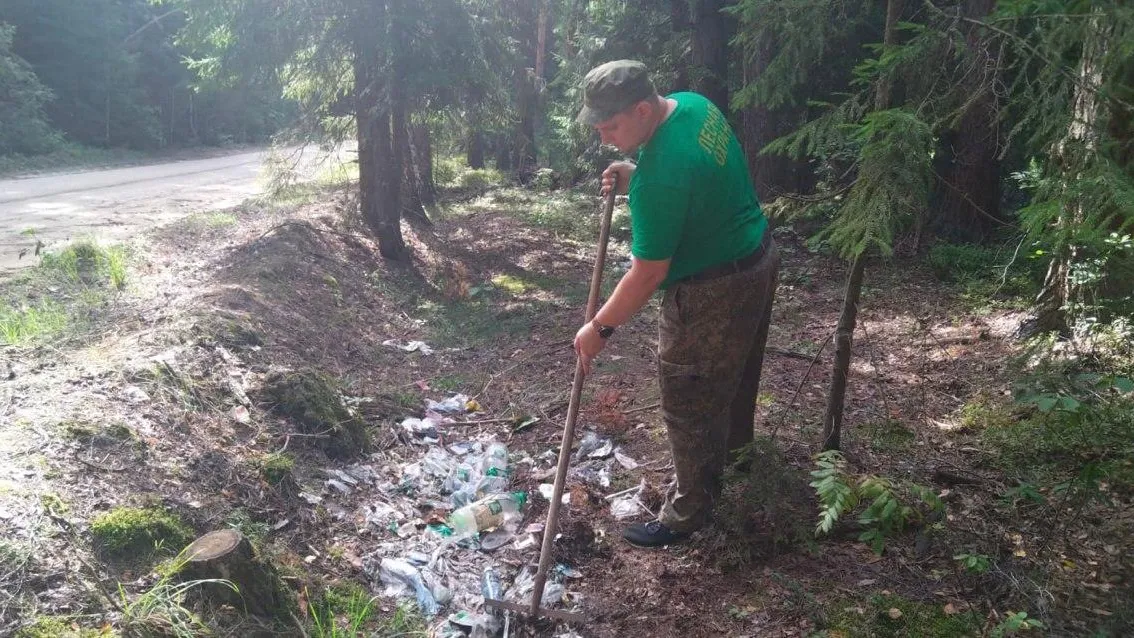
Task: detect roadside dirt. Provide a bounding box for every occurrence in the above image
[0,181,1129,637]
[0,146,337,273]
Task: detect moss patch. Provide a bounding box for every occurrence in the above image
[90,506,194,560]
[262,370,369,458]
[861,419,917,451]
[14,616,113,638]
[257,452,295,485]
[817,593,981,638]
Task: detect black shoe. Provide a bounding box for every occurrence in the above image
[622,521,690,548]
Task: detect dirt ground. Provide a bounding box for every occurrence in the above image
[0,178,1130,637]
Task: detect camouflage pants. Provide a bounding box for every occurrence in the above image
[657,237,780,533]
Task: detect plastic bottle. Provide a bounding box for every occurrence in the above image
[481,567,503,617]
[476,442,511,497]
[448,492,527,538]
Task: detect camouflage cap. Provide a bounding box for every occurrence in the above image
[576,60,657,126]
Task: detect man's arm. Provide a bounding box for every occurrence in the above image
[594,256,669,327]
[574,256,669,375]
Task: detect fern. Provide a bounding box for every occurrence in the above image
[809,450,858,535]
[811,453,945,554]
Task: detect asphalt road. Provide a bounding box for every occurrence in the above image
[0,148,278,273]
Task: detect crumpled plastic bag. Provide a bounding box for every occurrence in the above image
[383,339,435,355]
[377,557,440,616]
[402,417,439,441]
[427,393,472,414]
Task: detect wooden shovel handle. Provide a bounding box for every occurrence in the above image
[528,182,617,617]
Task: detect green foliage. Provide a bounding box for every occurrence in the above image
[985,395,1134,489]
[828,110,934,259]
[224,509,270,548]
[861,419,915,451]
[954,552,993,574]
[928,243,999,283]
[308,583,426,638]
[991,611,1045,637]
[705,437,815,568]
[810,450,858,536]
[810,451,943,554]
[0,143,147,178]
[0,24,61,155]
[729,0,873,111]
[308,583,375,638]
[90,507,194,560]
[456,168,504,191]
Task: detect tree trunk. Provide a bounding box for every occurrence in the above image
[670,0,691,90]
[494,133,514,171]
[354,0,407,260]
[821,0,903,451]
[536,0,550,80]
[512,0,538,174]
[740,27,810,197]
[691,0,731,116]
[933,0,1001,242]
[1033,8,1110,333]
[390,0,425,230]
[412,121,436,207]
[467,130,486,169]
[181,530,291,618]
[822,254,867,451]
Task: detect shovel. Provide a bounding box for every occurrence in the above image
[482,179,618,624]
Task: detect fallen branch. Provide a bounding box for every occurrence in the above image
[767,347,818,361]
[274,431,330,455]
[447,417,516,426]
[74,453,128,472]
[622,402,660,415]
[771,331,834,442]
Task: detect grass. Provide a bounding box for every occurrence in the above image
[982,397,1134,489]
[0,239,130,346]
[308,581,427,638]
[927,240,1039,312]
[0,300,70,345]
[119,550,237,638]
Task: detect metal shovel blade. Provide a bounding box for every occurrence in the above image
[483,598,585,623]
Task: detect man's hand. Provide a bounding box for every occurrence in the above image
[601,161,635,197]
[574,321,607,376]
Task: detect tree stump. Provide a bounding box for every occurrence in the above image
[180,529,290,618]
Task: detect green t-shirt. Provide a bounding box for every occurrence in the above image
[629,92,767,288]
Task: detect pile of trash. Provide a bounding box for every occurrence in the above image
[321,393,620,637]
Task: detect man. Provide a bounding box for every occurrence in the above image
[572,60,779,547]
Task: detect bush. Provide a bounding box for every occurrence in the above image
[433,156,464,186]
[927,242,998,283]
[262,370,369,458]
[457,168,503,190]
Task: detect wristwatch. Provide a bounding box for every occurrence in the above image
[592,319,616,339]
